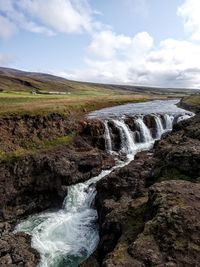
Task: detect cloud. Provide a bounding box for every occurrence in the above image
[0,15,16,39]
[62,30,200,88]
[0,0,97,38]
[178,0,200,41]
[88,31,153,60]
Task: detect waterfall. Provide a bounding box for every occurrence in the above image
[104,121,112,153]
[135,117,153,143]
[16,168,119,267]
[164,114,174,130]
[154,115,164,139]
[16,99,195,267]
[177,114,193,123]
[112,119,136,156]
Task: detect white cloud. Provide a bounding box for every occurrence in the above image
[0,15,16,39]
[88,31,153,60]
[18,0,93,33]
[0,0,96,38]
[62,30,200,88]
[88,31,132,59]
[178,0,200,41]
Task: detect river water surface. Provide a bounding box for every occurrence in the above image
[16,100,194,267]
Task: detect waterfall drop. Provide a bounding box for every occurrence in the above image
[16,100,195,267]
[164,114,174,130]
[104,120,112,153]
[154,115,164,139]
[112,119,136,156]
[135,117,153,143]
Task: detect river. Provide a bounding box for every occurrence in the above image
[16,99,194,267]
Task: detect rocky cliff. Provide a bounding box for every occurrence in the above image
[1,100,200,267]
[81,111,200,266]
[0,115,113,266]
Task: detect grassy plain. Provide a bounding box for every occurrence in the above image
[0,90,161,116]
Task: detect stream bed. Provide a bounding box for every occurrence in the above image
[16,99,194,267]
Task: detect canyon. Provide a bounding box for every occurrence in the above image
[0,99,199,267]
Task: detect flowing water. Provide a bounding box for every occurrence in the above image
[135,117,153,143]
[88,99,193,119]
[16,100,194,267]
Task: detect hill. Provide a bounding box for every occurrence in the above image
[0,67,199,116]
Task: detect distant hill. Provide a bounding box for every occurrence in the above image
[0,67,199,96]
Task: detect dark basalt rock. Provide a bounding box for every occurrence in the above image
[79,152,155,267]
[127,180,200,267]
[0,117,115,266]
[143,114,159,138]
[106,121,121,152]
[152,114,200,183]
[83,179,200,267]
[0,221,40,267]
[0,145,115,222]
[0,115,106,153]
[81,113,200,267]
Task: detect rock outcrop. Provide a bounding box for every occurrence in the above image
[0,145,114,223]
[81,111,200,267]
[0,116,114,267]
[152,114,200,184]
[1,100,200,267]
[82,171,200,267]
[0,223,39,267]
[0,114,106,152]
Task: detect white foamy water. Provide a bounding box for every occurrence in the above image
[135,117,153,143]
[16,100,194,267]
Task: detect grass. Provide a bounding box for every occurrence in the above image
[183,95,200,105]
[181,95,200,112]
[0,134,75,162]
[0,90,161,116]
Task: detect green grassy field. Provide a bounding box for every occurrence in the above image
[182,95,200,107]
[0,90,162,116]
[0,67,196,116]
[1,68,199,163]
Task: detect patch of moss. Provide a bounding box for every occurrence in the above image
[111,243,127,263]
[196,177,200,183]
[154,167,194,183]
[123,203,146,243]
[0,133,75,163]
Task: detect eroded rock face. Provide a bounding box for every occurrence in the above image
[127,180,200,267]
[0,221,40,267]
[153,114,200,183]
[0,115,106,153]
[85,180,200,267]
[81,113,200,267]
[0,117,115,266]
[80,152,154,267]
[0,145,115,223]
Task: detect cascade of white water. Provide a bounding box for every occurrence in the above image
[103,120,112,153]
[177,114,193,123]
[16,100,195,267]
[16,168,119,267]
[112,119,136,155]
[164,114,174,130]
[135,117,153,143]
[154,115,164,139]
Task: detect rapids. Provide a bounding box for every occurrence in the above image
[16,100,194,267]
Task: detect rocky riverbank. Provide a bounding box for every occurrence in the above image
[0,116,114,266]
[81,114,200,266]
[1,99,199,267]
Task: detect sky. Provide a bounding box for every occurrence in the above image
[0,0,200,88]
